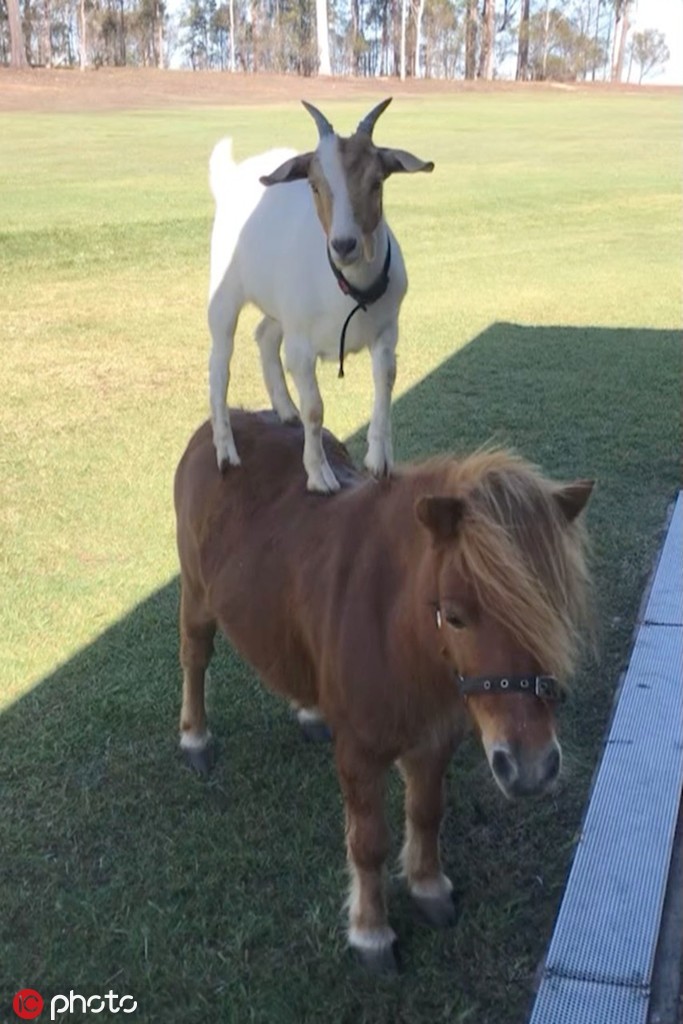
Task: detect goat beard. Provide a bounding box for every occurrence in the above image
[362,234,375,263]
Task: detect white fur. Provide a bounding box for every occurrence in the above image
[207,136,408,492]
[408,874,453,900]
[296,707,325,725]
[179,728,212,751]
[348,925,397,951]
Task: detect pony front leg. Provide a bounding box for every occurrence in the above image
[179,582,216,776]
[335,740,397,972]
[365,326,397,478]
[285,340,340,493]
[398,744,457,928]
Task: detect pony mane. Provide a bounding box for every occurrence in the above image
[423,448,592,683]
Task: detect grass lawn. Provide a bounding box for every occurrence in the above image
[0,85,680,1023]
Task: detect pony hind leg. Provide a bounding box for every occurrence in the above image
[293,705,332,743]
[179,582,217,775]
[255,316,299,424]
[335,739,398,972]
[398,742,457,928]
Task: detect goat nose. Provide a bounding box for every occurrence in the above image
[331,236,357,258]
[491,748,517,789]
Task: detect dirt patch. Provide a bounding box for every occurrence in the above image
[1,67,676,113]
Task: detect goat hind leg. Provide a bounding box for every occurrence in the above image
[255,317,299,423]
[208,290,241,471]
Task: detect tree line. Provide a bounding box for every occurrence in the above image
[0,0,671,84]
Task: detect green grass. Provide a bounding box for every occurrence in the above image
[0,90,681,1023]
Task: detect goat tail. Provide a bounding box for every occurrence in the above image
[209,137,235,204]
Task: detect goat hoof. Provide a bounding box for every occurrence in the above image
[183,741,215,777]
[219,458,240,476]
[300,719,332,743]
[413,893,458,929]
[354,941,401,975]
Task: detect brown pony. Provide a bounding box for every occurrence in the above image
[174,411,593,971]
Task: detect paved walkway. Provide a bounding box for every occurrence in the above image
[530,493,683,1024]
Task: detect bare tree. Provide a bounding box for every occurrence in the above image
[610,0,632,81]
[7,0,27,66]
[478,0,495,79]
[316,0,331,74]
[464,0,477,78]
[78,0,87,67]
[400,0,407,78]
[516,0,530,79]
[413,0,425,76]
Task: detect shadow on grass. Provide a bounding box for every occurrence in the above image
[1,324,679,1024]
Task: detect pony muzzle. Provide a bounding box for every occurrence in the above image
[489,740,562,798]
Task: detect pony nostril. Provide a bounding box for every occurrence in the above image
[492,749,516,786]
[331,236,357,258]
[543,746,561,784]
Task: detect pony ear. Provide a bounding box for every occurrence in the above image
[260,153,313,186]
[377,147,434,177]
[415,496,465,542]
[554,479,595,522]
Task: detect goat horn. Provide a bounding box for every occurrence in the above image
[356,97,393,137]
[301,101,335,139]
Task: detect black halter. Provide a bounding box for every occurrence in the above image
[327,239,392,379]
[456,673,565,702]
[433,607,565,703]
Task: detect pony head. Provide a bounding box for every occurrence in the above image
[417,450,593,798]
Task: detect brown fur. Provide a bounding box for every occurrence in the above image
[174,411,593,958]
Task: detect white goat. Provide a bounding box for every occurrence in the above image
[208,99,433,493]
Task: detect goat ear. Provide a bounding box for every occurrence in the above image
[378,147,434,177]
[260,153,313,186]
[554,479,595,523]
[415,496,465,543]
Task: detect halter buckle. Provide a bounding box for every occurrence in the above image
[534,675,562,701]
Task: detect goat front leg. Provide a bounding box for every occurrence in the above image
[335,738,397,972]
[285,340,340,494]
[365,324,397,478]
[398,741,457,928]
[208,288,241,472]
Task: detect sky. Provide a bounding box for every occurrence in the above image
[631,0,683,83]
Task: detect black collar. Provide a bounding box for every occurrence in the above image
[327,238,392,378]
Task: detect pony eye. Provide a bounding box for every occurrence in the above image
[310,182,319,195]
[446,614,466,630]
[371,180,382,192]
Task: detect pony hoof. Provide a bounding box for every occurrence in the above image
[300,719,332,743]
[183,741,215,776]
[413,893,458,929]
[354,941,401,975]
